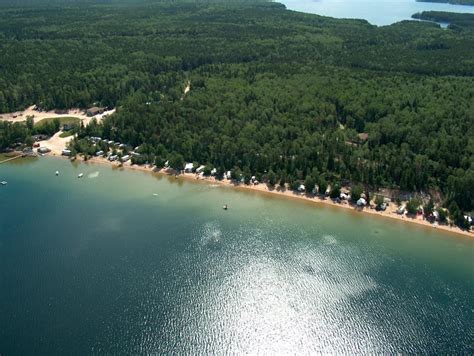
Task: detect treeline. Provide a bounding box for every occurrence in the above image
[412,11,474,30]
[0,1,473,215]
[416,0,474,5]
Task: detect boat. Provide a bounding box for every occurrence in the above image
[78,173,84,178]
[153,193,158,196]
[223,204,228,210]
[1,181,7,185]
[55,171,59,176]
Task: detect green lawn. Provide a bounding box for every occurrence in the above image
[35,117,81,128]
[59,131,75,138]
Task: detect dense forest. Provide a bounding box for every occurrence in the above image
[0,1,473,221]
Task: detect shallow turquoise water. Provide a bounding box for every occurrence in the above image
[279,0,474,26]
[0,157,473,354]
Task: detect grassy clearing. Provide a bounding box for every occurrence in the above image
[35,117,81,127]
[59,131,75,138]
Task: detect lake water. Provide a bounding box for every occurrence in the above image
[279,0,474,26]
[0,157,473,354]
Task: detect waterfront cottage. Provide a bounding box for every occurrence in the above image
[61,149,71,156]
[357,198,367,206]
[196,165,206,174]
[184,163,194,173]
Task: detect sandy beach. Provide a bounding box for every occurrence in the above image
[0,105,115,126]
[30,135,471,239]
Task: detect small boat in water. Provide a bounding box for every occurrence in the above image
[1,181,7,185]
[153,193,158,197]
[223,204,228,210]
[55,171,59,176]
[78,173,84,178]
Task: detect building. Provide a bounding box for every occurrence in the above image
[61,149,71,156]
[357,198,367,206]
[96,150,104,156]
[184,163,194,173]
[121,155,130,162]
[196,165,206,174]
[86,107,105,117]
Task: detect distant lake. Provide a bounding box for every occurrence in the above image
[279,0,474,25]
[1,158,473,353]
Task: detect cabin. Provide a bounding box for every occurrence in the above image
[119,144,126,149]
[37,147,51,154]
[340,192,349,200]
[298,184,305,192]
[86,107,105,117]
[184,163,194,173]
[121,155,130,162]
[96,150,104,156]
[397,206,406,215]
[465,215,473,226]
[108,155,118,161]
[357,133,369,142]
[211,168,217,176]
[131,151,141,157]
[357,198,367,207]
[196,165,206,174]
[61,149,71,156]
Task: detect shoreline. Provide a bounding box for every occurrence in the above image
[41,152,473,239]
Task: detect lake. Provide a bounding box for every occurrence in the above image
[278,0,474,26]
[0,157,473,354]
